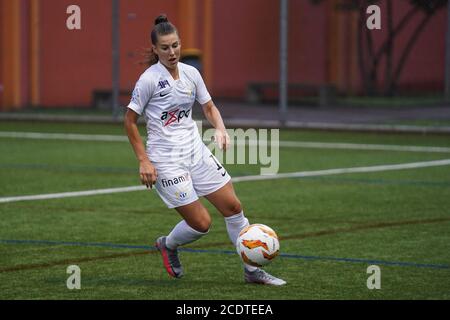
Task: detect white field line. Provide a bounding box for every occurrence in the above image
[267,141,450,153]
[231,158,450,183]
[0,131,128,142]
[0,186,146,204]
[1,131,450,153]
[1,158,449,204]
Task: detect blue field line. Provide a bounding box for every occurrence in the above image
[0,239,152,250]
[1,239,449,270]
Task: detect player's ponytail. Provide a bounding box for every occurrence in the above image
[141,14,179,66]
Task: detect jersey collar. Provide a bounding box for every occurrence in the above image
[157,61,181,82]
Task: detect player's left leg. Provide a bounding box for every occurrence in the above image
[203,180,241,217]
[193,146,286,285]
[203,181,249,246]
[191,149,248,247]
[204,182,286,286]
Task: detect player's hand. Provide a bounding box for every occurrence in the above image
[214,129,230,150]
[139,159,157,189]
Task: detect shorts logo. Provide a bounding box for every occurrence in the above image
[158,80,170,89]
[161,108,191,127]
[161,173,190,188]
[175,191,188,199]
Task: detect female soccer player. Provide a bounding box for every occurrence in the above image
[124,15,285,286]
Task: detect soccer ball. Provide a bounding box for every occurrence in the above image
[236,224,280,267]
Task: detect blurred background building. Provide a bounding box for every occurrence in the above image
[0,0,448,111]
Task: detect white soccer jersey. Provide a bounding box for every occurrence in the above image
[127,61,211,163]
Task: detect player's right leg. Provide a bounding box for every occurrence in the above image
[155,200,211,278]
[152,162,211,278]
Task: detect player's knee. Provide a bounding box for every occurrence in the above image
[195,210,212,233]
[196,219,211,233]
[229,200,242,216]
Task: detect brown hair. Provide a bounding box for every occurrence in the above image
[142,14,179,66]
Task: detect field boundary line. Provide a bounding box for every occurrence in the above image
[1,131,450,153]
[231,159,450,183]
[0,131,128,142]
[1,113,450,134]
[0,186,145,203]
[1,158,450,203]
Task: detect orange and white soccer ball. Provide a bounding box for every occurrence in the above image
[236,224,280,267]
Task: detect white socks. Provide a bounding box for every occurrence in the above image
[224,211,248,245]
[164,211,258,272]
[224,211,258,272]
[165,220,208,250]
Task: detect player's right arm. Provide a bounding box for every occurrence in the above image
[124,109,157,189]
[124,75,157,189]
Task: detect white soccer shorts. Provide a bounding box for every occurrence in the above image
[152,144,231,209]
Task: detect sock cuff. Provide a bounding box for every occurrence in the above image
[185,220,210,235]
[165,219,209,250]
[224,211,245,223]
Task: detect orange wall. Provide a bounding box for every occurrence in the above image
[1,0,22,109]
[40,0,113,107]
[119,0,178,90]
[2,0,447,108]
[39,0,179,107]
[346,1,447,94]
[212,0,328,98]
[0,0,3,108]
[389,1,446,92]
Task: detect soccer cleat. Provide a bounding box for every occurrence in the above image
[155,236,184,278]
[244,268,286,286]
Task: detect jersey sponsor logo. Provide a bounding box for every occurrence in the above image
[161,173,190,188]
[161,108,191,127]
[158,80,170,89]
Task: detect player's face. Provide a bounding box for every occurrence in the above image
[153,33,181,70]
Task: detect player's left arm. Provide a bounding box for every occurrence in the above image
[202,100,230,150]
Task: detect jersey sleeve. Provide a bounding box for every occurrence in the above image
[193,69,212,105]
[126,75,155,115]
